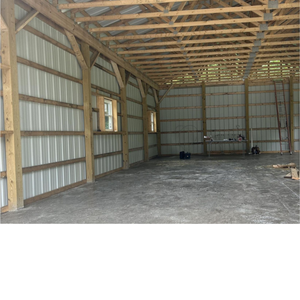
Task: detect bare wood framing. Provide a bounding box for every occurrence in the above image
[142,82,150,161]
[119,67,129,169]
[289,76,294,153]
[15,9,39,33]
[75,3,300,22]
[64,29,88,69]
[82,42,95,182]
[0,14,8,31]
[111,61,125,89]
[137,78,145,98]
[90,51,100,68]
[59,0,199,9]
[159,84,174,104]
[202,81,207,155]
[1,0,24,211]
[245,79,250,154]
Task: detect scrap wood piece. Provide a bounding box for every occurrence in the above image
[284,172,292,178]
[273,163,296,168]
[291,168,299,180]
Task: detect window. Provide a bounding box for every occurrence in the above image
[97,96,118,132]
[104,99,113,130]
[148,111,157,133]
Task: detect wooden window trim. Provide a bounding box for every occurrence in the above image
[97,95,118,132]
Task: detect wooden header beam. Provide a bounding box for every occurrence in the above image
[75,3,300,22]
[20,0,159,90]
[59,0,199,10]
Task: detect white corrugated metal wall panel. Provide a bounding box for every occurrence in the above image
[149,146,158,158]
[129,150,143,164]
[160,87,203,154]
[249,83,290,152]
[128,118,143,133]
[21,136,85,168]
[148,134,157,146]
[15,5,71,48]
[127,84,142,102]
[19,102,84,131]
[206,85,245,152]
[147,94,155,107]
[94,135,122,155]
[127,101,142,117]
[18,64,83,105]
[14,9,87,200]
[91,66,119,94]
[129,134,143,149]
[16,29,82,79]
[95,154,123,176]
[22,162,86,199]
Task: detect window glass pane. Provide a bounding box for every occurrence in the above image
[151,113,154,122]
[105,116,110,129]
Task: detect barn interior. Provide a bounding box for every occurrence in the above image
[0,0,299,224]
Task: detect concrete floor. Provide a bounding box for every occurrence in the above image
[1,154,299,224]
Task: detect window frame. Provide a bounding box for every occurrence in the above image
[147,110,157,133]
[97,96,118,132]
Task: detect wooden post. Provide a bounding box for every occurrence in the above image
[1,0,24,210]
[142,82,149,161]
[245,78,250,154]
[289,76,294,153]
[120,67,129,169]
[202,81,207,155]
[81,42,95,182]
[155,90,161,157]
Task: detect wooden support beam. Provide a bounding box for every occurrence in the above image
[90,51,100,68]
[15,9,39,33]
[1,0,24,211]
[153,87,159,104]
[289,76,294,153]
[81,42,95,182]
[59,0,198,9]
[0,14,8,31]
[125,71,131,86]
[155,90,161,157]
[21,0,159,90]
[137,78,145,98]
[120,67,129,169]
[245,79,250,154]
[75,3,300,22]
[159,84,174,104]
[202,81,207,155]
[142,82,150,161]
[64,30,88,70]
[111,61,125,89]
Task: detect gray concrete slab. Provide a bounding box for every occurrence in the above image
[1,154,299,224]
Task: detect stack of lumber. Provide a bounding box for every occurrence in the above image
[273,163,299,180]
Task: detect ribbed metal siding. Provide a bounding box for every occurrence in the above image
[206,84,245,152]
[148,134,158,158]
[14,8,87,200]
[147,94,155,107]
[21,136,85,168]
[129,134,143,149]
[129,150,144,164]
[91,56,119,95]
[23,162,86,199]
[94,135,122,155]
[127,84,142,102]
[15,5,71,48]
[95,154,123,175]
[160,87,203,155]
[16,29,82,79]
[249,83,290,152]
[127,101,142,117]
[18,63,83,105]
